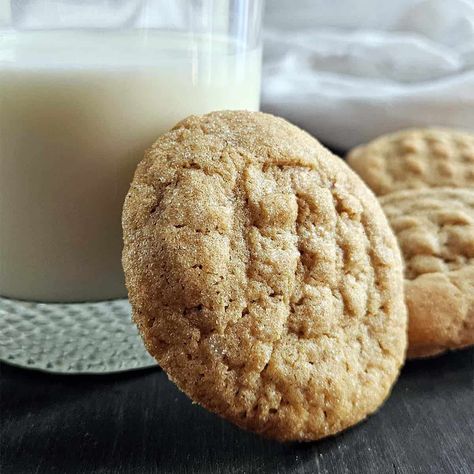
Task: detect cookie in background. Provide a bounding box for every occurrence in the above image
[347,128,474,196]
[381,188,474,359]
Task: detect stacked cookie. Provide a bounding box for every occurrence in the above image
[122,111,407,441]
[348,129,474,358]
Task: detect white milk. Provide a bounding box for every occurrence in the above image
[0,31,261,302]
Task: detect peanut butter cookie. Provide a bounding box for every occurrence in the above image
[347,128,474,196]
[123,111,407,441]
[381,188,474,358]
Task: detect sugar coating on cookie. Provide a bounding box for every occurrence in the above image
[122,111,407,441]
[347,128,474,196]
[381,188,474,359]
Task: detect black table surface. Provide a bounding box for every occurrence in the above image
[1,348,473,474]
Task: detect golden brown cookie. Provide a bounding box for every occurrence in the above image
[381,188,474,359]
[122,111,407,442]
[347,128,474,196]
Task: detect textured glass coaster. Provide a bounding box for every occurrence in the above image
[0,297,156,374]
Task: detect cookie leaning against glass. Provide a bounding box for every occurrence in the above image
[381,188,474,359]
[122,110,407,442]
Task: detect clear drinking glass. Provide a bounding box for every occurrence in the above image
[0,0,263,303]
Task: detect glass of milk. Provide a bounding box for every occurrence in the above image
[0,0,263,303]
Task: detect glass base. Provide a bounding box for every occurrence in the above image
[0,296,156,374]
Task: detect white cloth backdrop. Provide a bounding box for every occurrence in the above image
[262,0,474,149]
[6,0,474,150]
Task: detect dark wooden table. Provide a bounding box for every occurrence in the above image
[1,348,473,474]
